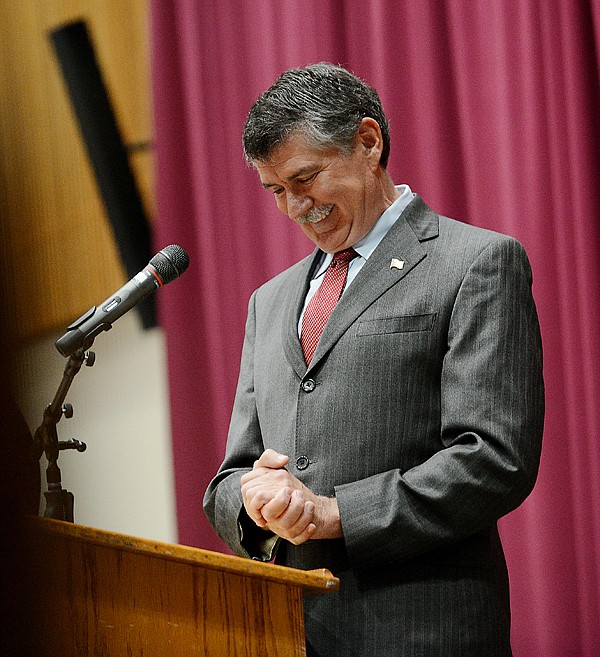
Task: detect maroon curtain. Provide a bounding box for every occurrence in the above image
[151,1,600,654]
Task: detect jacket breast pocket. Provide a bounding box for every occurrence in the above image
[356,313,437,336]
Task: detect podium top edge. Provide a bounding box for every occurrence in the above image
[25,515,340,593]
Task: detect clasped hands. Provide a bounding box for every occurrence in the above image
[240,449,342,545]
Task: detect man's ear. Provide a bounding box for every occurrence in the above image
[357,117,383,166]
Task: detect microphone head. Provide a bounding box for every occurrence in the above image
[149,245,190,284]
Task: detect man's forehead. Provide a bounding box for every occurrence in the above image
[255,134,336,183]
[264,133,323,163]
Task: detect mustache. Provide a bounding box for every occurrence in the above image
[297,204,334,225]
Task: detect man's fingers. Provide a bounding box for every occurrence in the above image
[242,475,297,527]
[240,451,289,487]
[243,484,279,522]
[240,466,277,485]
[262,488,304,526]
[288,522,317,545]
[253,449,289,469]
[241,469,293,497]
[240,469,261,486]
[238,452,318,540]
[265,498,316,545]
[241,484,269,524]
[286,502,317,545]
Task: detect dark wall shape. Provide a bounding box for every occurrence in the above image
[50,20,155,328]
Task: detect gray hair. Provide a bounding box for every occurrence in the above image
[242,63,391,168]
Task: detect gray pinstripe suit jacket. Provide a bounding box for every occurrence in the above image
[204,195,544,656]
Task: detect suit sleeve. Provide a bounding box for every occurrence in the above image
[335,236,544,567]
[203,291,280,560]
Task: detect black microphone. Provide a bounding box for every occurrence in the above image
[55,244,190,357]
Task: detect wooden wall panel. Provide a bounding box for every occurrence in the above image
[0,0,153,347]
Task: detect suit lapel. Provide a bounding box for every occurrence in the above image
[280,195,439,377]
[307,195,439,373]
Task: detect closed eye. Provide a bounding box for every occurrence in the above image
[297,172,318,185]
[262,170,319,195]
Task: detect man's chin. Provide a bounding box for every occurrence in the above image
[309,211,339,234]
[311,231,352,254]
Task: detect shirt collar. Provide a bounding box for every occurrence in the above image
[314,184,414,277]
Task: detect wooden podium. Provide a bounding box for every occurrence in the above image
[22,516,339,656]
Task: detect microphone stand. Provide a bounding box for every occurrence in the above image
[32,348,95,522]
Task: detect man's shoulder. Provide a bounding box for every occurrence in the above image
[404,195,513,241]
[439,213,519,245]
[403,195,530,266]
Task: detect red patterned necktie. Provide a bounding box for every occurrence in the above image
[301,248,358,365]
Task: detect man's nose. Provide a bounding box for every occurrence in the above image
[286,192,312,221]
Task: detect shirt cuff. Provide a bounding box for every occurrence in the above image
[238,509,280,561]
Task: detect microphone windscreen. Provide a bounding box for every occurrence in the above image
[150,245,190,284]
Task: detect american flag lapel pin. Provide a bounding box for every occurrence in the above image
[390,258,405,270]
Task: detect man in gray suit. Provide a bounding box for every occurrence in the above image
[204,63,544,656]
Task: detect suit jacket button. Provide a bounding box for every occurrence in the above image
[302,379,316,392]
[296,455,310,470]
